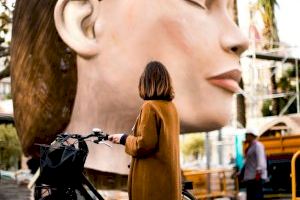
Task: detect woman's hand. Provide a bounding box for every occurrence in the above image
[108,134,124,144]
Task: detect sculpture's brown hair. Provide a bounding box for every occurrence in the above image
[11,0,77,156]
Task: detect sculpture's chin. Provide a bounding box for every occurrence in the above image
[180,112,231,133]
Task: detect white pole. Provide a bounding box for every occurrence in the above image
[296,58,300,113]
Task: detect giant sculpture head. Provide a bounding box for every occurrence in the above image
[11,0,248,173]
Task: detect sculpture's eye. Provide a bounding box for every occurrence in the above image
[184,0,206,9]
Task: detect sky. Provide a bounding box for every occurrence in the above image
[276,0,300,47]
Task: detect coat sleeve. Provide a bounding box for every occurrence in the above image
[125,103,159,158]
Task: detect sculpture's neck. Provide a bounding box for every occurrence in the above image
[65,58,142,134]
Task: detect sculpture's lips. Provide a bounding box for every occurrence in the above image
[207,69,241,93]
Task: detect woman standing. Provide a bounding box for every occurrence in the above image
[109,61,180,200]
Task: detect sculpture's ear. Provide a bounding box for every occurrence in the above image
[54,0,100,57]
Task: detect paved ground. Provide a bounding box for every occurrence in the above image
[0,179,128,200]
[0,179,291,200]
[0,179,32,200]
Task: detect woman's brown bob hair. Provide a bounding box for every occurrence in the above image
[139,61,174,101]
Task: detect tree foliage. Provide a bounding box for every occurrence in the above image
[257,0,279,48]
[0,0,14,79]
[0,124,21,170]
[181,133,205,160]
[256,0,285,116]
[262,65,299,116]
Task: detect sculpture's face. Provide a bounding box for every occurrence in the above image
[90,0,248,132]
[55,0,248,134]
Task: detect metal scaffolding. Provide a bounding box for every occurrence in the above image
[241,41,300,123]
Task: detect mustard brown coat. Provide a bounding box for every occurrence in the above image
[125,100,181,200]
